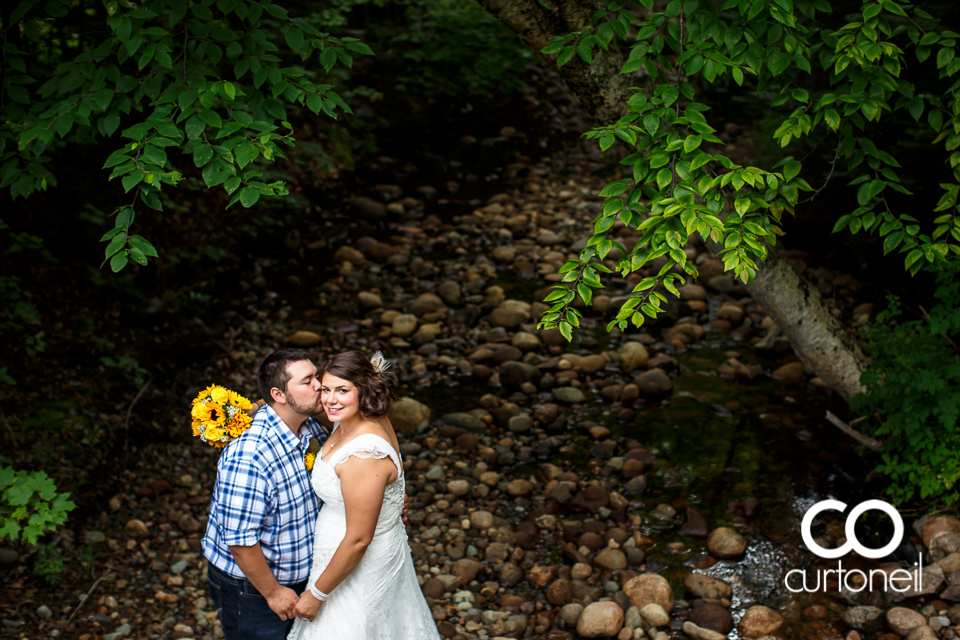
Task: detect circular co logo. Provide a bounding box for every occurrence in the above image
[800,499,904,559]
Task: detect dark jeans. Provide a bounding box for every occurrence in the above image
[207,561,307,640]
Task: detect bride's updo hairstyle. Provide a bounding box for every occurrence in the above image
[318,351,397,419]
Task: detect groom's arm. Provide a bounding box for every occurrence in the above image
[231,544,299,620]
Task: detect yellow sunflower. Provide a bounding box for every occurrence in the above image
[226,413,251,438]
[228,390,253,411]
[193,385,218,405]
[205,426,225,442]
[191,420,202,437]
[305,453,316,470]
[199,402,226,427]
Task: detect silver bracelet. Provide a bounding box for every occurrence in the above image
[309,584,329,601]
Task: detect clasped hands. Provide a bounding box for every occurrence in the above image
[293,590,323,622]
[266,587,322,623]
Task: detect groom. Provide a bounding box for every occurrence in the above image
[202,348,329,640]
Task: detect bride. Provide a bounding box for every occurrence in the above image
[288,351,440,640]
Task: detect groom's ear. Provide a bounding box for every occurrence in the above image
[270,387,286,405]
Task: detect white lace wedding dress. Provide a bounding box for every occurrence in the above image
[287,432,440,640]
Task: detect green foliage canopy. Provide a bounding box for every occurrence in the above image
[1,0,371,271]
[536,0,960,339]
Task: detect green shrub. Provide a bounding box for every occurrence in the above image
[852,265,960,505]
[0,465,77,545]
[33,542,65,585]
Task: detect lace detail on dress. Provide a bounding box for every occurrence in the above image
[333,448,390,465]
[328,434,402,477]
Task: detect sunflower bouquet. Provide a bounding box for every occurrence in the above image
[190,385,254,448]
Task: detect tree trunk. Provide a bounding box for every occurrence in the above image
[480,0,870,403]
[704,241,869,402]
[478,0,632,125]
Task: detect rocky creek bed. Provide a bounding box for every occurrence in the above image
[2,146,953,640]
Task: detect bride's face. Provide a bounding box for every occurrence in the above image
[320,374,360,422]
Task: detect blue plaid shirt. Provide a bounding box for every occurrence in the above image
[202,405,327,585]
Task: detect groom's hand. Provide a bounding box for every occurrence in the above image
[266,586,299,620]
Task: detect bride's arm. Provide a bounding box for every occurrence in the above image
[293,455,396,621]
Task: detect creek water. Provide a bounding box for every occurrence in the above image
[270,96,894,639]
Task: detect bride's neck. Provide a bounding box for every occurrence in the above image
[338,414,363,432]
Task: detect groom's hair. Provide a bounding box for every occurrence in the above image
[258,348,311,405]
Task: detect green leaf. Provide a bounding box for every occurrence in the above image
[558,321,573,341]
[656,168,672,190]
[783,159,801,182]
[239,187,260,207]
[599,180,629,197]
[198,110,223,129]
[284,27,304,52]
[110,251,129,272]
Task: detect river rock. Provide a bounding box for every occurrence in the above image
[512,331,540,351]
[488,307,528,328]
[289,330,321,347]
[683,621,727,640]
[560,603,584,626]
[623,573,673,612]
[507,479,534,496]
[577,601,624,638]
[443,412,486,433]
[635,369,673,395]
[500,361,542,390]
[453,558,485,585]
[930,533,960,561]
[547,579,573,605]
[678,284,707,301]
[570,485,609,513]
[178,513,202,533]
[537,229,563,245]
[842,606,884,629]
[422,577,446,598]
[678,509,710,538]
[447,480,470,496]
[437,280,462,305]
[391,314,418,338]
[707,527,747,558]
[685,573,732,599]
[0,549,20,564]
[391,397,431,433]
[574,355,605,375]
[738,606,783,638]
[411,322,442,344]
[906,626,939,640]
[470,510,494,530]
[409,293,445,317]
[333,246,365,265]
[499,562,524,586]
[640,603,670,627]
[772,362,805,383]
[925,516,960,547]
[618,342,649,373]
[594,548,627,571]
[887,607,926,636]
[552,387,586,403]
[689,600,734,634]
[352,292,379,311]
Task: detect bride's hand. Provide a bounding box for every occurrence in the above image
[294,592,323,622]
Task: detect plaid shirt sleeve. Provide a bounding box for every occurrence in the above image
[212,444,275,548]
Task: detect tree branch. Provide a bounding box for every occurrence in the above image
[825,410,883,452]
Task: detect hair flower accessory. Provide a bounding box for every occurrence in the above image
[370,351,391,376]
